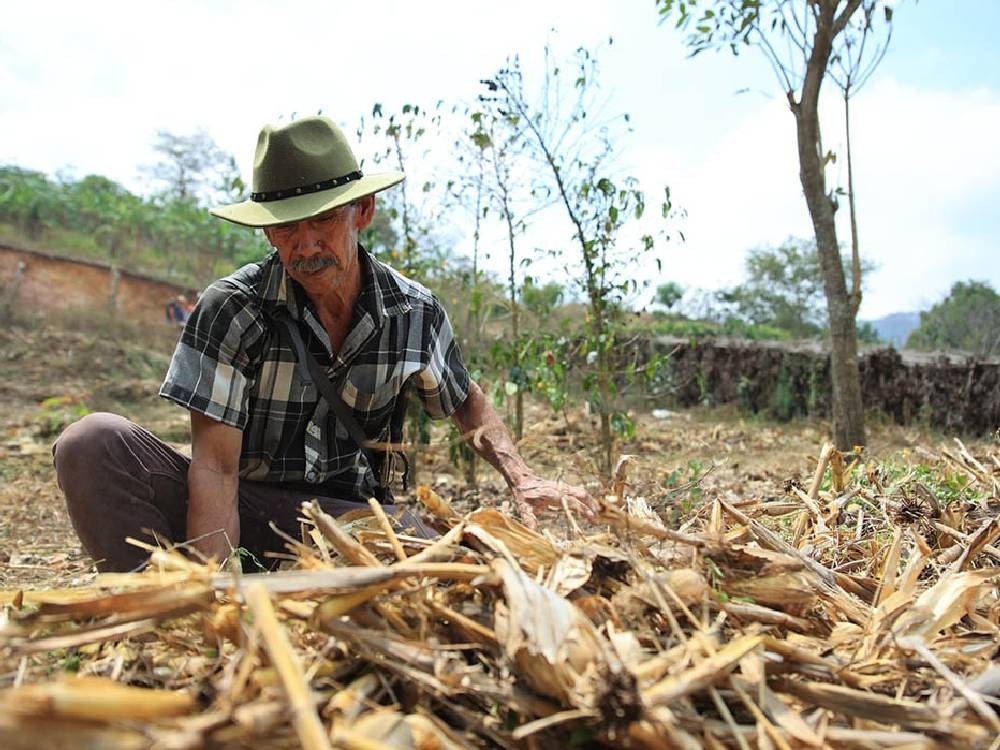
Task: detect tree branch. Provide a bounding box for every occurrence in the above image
[833,0,866,37]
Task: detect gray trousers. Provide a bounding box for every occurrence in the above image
[53,412,430,572]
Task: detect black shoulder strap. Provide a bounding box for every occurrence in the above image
[270,308,407,497]
[274,311,371,452]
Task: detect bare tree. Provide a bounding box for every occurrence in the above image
[143,130,242,206]
[828,4,893,320]
[656,0,896,450]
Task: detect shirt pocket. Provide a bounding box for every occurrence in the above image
[343,362,419,412]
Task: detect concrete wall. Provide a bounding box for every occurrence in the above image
[0,244,195,325]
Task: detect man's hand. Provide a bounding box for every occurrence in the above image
[451,383,597,530]
[510,474,596,530]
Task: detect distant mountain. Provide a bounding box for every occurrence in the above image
[863,311,921,349]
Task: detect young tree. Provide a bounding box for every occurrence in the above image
[465,98,548,440]
[360,102,452,481]
[656,0,896,450]
[360,103,448,279]
[482,46,669,478]
[447,114,491,360]
[828,4,892,320]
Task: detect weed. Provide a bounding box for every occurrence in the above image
[37,396,90,438]
[232,547,267,573]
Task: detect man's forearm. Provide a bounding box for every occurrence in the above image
[451,383,529,488]
[186,461,240,562]
[450,381,594,527]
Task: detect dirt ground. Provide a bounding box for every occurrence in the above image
[0,314,986,592]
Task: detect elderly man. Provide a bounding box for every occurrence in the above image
[54,116,592,572]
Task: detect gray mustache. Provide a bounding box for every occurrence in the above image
[290,256,338,273]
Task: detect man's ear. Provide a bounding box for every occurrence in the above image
[355,194,376,231]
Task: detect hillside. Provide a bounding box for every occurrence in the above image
[864,311,921,348]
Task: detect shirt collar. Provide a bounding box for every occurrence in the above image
[361,246,413,319]
[260,245,412,323]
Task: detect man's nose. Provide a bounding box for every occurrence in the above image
[294,220,323,251]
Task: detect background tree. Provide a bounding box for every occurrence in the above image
[143,130,243,206]
[67,175,147,312]
[521,280,565,317]
[717,239,829,338]
[656,0,896,451]
[906,281,1000,358]
[0,166,59,240]
[655,281,684,311]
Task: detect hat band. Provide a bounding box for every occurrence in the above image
[250,170,363,203]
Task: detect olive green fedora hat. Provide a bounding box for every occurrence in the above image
[211,116,404,228]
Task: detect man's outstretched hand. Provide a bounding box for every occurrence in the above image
[510,474,597,530]
[450,383,598,530]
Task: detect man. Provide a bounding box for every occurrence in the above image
[54,116,593,572]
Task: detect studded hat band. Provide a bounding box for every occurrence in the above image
[250,170,364,203]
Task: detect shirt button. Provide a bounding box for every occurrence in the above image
[306,470,317,482]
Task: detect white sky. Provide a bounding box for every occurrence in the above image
[2,0,997,319]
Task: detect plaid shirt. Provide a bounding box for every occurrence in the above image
[160,247,470,500]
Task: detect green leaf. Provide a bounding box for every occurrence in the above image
[610,411,636,439]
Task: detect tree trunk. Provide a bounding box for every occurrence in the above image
[598,352,613,479]
[502,182,523,442]
[844,89,863,316]
[792,2,866,450]
[107,265,121,321]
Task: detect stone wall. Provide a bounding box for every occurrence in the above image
[644,336,1000,435]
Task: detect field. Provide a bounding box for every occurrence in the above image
[0,313,955,591]
[1,315,999,748]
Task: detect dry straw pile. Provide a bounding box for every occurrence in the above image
[1,441,999,749]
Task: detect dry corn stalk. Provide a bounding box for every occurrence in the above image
[0,437,998,747]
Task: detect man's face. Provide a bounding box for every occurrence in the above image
[264,195,374,295]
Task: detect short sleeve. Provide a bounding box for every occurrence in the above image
[159,282,263,429]
[412,300,470,419]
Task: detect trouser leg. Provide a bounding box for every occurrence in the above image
[52,413,282,572]
[54,413,437,573]
[53,412,189,572]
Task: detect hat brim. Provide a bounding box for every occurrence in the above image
[210,172,405,228]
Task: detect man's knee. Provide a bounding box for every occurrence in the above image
[53,412,131,481]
